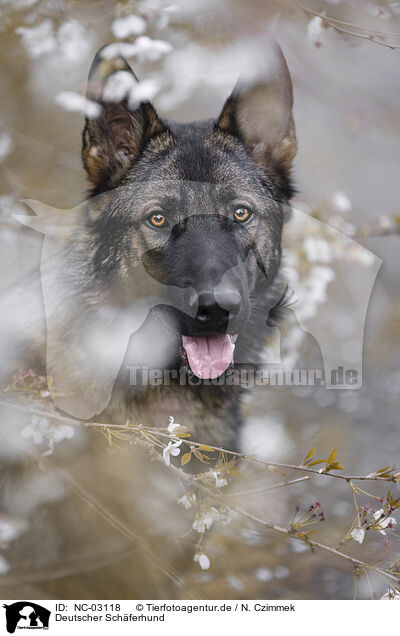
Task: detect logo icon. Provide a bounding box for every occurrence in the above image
[3,602,50,634]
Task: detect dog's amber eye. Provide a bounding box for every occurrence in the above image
[234,207,251,223]
[149,213,166,228]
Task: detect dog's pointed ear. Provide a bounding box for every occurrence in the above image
[217,42,296,188]
[82,48,168,189]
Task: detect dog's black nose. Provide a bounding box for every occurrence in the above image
[191,290,241,326]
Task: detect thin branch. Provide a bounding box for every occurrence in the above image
[157,452,400,588]
[1,398,398,484]
[234,505,400,586]
[2,397,399,592]
[298,4,400,50]
[299,5,400,37]
[223,476,310,497]
[353,225,400,239]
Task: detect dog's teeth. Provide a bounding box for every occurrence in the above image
[231,334,238,343]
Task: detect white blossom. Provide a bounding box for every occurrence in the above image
[128,79,160,109]
[162,440,182,466]
[134,36,172,61]
[0,555,10,575]
[194,553,210,570]
[350,527,365,544]
[373,509,397,535]
[102,36,172,63]
[178,493,196,509]
[0,516,27,543]
[103,71,160,110]
[0,133,13,162]
[168,415,180,434]
[55,92,102,119]
[307,16,324,48]
[103,71,136,103]
[192,507,230,533]
[331,191,352,213]
[57,20,90,63]
[112,14,147,39]
[255,567,274,582]
[20,416,75,451]
[378,215,392,229]
[381,588,400,600]
[303,237,333,263]
[16,20,56,59]
[211,471,228,488]
[193,514,214,533]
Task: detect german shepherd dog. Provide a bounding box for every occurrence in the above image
[0,42,296,597]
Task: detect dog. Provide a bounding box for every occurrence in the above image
[0,41,297,597]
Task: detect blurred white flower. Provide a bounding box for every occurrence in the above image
[51,424,75,443]
[350,527,365,544]
[331,191,352,213]
[0,516,27,543]
[112,14,147,39]
[194,553,210,570]
[307,16,324,48]
[373,509,397,535]
[255,567,274,582]
[20,416,75,450]
[133,35,173,62]
[168,416,181,434]
[193,514,214,533]
[102,36,172,63]
[103,71,136,103]
[178,493,196,509]
[193,507,229,533]
[128,79,160,109]
[378,215,392,229]
[0,133,13,162]
[275,565,290,579]
[57,20,90,63]
[101,43,140,60]
[211,471,228,488]
[55,92,102,119]
[103,71,160,110]
[16,20,56,59]
[162,440,182,466]
[156,4,180,29]
[303,237,333,263]
[0,555,10,575]
[381,588,400,600]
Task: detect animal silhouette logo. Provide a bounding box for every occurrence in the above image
[3,602,50,633]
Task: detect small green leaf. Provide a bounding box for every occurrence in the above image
[304,445,316,462]
[181,453,192,466]
[377,465,391,474]
[328,448,337,464]
[308,459,324,467]
[329,462,344,471]
[193,450,210,463]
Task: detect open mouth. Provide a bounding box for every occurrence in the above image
[181,334,238,380]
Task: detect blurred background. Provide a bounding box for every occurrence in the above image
[0,0,399,600]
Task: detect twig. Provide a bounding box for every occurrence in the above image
[153,451,400,588]
[299,5,400,37]
[223,476,310,497]
[234,505,400,586]
[2,397,399,592]
[298,4,400,50]
[1,398,398,484]
[353,225,400,239]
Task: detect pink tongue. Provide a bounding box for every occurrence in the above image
[182,335,235,379]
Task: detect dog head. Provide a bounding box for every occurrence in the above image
[81,43,297,380]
